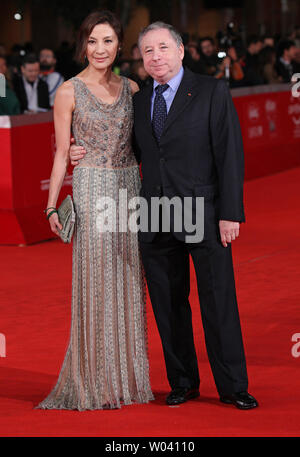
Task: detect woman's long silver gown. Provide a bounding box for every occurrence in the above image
[35,76,154,410]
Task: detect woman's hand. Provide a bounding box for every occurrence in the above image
[46,209,63,236]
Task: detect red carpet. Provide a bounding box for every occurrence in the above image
[0,167,300,437]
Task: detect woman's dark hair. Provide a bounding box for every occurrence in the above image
[75,10,123,64]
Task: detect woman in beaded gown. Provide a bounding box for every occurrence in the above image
[36,11,154,410]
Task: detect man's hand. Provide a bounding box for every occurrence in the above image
[219,220,240,247]
[219,56,231,72]
[69,137,86,166]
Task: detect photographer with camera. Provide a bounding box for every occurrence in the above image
[214,45,245,87]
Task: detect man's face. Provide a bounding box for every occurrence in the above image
[287,45,297,60]
[188,45,199,60]
[39,49,56,67]
[200,40,215,57]
[264,38,274,47]
[256,41,263,53]
[0,57,7,74]
[21,62,40,82]
[140,28,184,84]
[248,41,262,54]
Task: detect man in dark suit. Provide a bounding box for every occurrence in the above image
[275,39,298,83]
[13,54,50,113]
[133,22,258,410]
[243,35,264,86]
[69,22,258,410]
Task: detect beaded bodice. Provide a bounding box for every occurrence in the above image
[70,76,137,169]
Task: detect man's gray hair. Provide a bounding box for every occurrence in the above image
[138,21,183,50]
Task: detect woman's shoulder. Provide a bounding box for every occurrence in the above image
[56,79,75,97]
[53,79,75,109]
[122,76,139,95]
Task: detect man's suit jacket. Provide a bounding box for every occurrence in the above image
[275,59,296,83]
[132,67,245,243]
[13,76,50,113]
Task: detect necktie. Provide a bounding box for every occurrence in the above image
[152,84,169,143]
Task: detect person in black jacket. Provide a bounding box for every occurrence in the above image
[275,40,298,83]
[243,35,264,86]
[13,54,50,113]
[131,22,258,410]
[199,36,222,76]
[0,56,21,115]
[184,42,206,75]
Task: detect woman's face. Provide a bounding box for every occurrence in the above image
[86,22,119,70]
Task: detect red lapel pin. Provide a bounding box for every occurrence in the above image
[187,93,192,96]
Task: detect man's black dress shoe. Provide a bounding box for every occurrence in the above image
[219,391,258,410]
[166,387,200,405]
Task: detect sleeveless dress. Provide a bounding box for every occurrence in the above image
[35,76,154,410]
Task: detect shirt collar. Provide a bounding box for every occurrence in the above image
[23,75,38,89]
[153,66,184,92]
[280,57,291,66]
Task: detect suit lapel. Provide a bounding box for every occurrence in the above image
[19,79,28,111]
[37,80,42,107]
[138,68,199,145]
[141,84,153,132]
[138,84,159,149]
[163,68,199,135]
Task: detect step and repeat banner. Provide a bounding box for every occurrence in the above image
[0,84,299,244]
[0,112,72,244]
[232,83,300,180]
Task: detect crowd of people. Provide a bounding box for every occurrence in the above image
[0,44,65,115]
[0,24,299,116]
[184,32,300,87]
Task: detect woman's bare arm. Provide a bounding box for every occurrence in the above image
[46,81,74,234]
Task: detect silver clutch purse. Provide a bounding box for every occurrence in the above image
[57,195,76,243]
